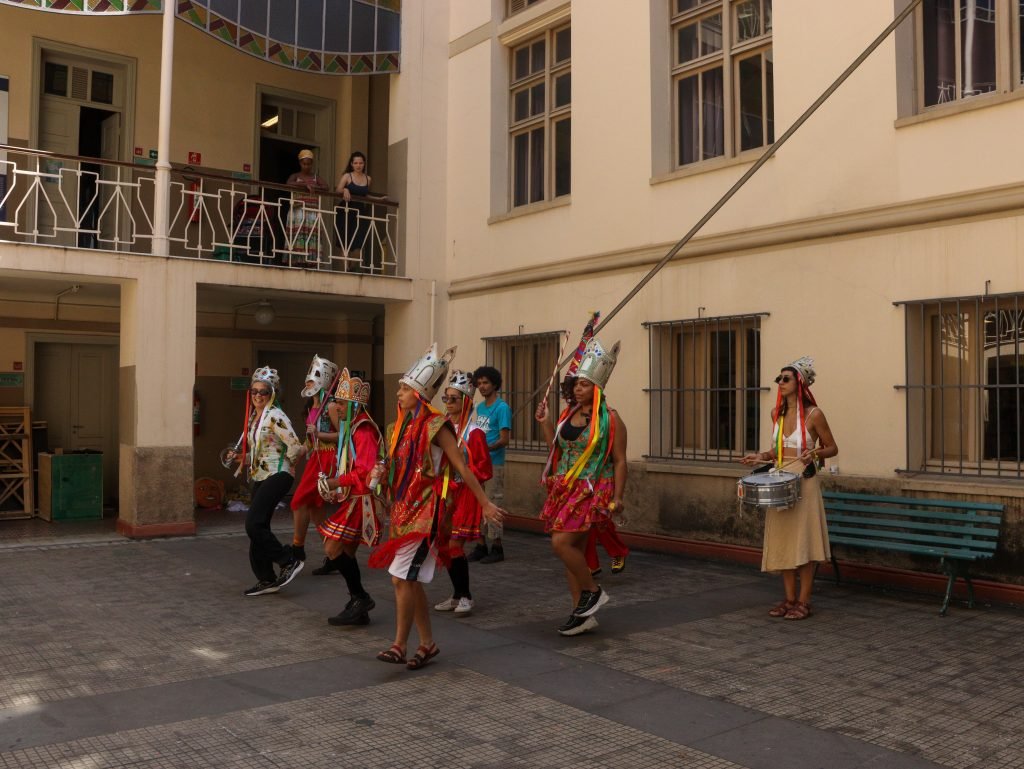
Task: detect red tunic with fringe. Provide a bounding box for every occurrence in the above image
[448,425,492,541]
[318,416,384,545]
[368,413,455,570]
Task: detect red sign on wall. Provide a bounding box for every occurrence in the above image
[243,163,251,173]
[187,151,202,165]
[12,361,23,371]
[134,147,143,157]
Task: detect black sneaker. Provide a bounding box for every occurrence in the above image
[466,543,488,562]
[273,559,305,590]
[572,586,609,617]
[311,557,339,576]
[328,594,376,626]
[557,614,599,636]
[480,544,504,564]
[243,580,279,597]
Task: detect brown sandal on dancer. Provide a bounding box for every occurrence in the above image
[406,642,439,670]
[783,601,813,620]
[768,600,795,618]
[376,644,407,664]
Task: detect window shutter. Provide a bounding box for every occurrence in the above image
[71,67,89,101]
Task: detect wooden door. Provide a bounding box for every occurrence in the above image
[36,97,80,247]
[34,341,119,505]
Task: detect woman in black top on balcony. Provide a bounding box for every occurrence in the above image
[335,151,384,273]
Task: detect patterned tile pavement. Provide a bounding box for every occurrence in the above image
[0,522,1021,768]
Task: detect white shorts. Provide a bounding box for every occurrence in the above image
[387,537,438,583]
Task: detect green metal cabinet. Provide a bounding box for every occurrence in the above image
[38,453,103,521]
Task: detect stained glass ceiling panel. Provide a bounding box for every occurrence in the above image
[0,0,401,74]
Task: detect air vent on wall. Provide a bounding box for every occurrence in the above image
[70,67,89,101]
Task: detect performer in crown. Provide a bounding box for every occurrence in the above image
[433,370,493,617]
[316,367,385,626]
[289,354,340,568]
[535,337,628,636]
[368,344,505,670]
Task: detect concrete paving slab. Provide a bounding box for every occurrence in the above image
[0,529,1021,769]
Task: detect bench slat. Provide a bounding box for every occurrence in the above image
[823,501,1002,525]
[828,524,998,554]
[829,535,988,561]
[821,491,1003,512]
[826,512,1000,540]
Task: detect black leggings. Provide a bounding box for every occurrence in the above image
[246,471,294,582]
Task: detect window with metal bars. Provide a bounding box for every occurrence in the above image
[484,331,564,452]
[645,314,765,461]
[899,293,1024,477]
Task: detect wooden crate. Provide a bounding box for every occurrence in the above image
[0,407,34,519]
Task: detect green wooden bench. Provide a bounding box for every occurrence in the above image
[821,491,1004,616]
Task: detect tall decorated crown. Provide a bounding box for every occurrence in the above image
[251,366,280,392]
[447,369,475,399]
[786,356,816,387]
[401,343,457,401]
[301,355,340,398]
[576,338,620,390]
[333,367,370,405]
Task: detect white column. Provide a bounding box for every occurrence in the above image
[152,0,175,256]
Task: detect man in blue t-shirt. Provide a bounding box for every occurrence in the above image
[468,366,512,563]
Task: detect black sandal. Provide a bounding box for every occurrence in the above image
[406,642,439,670]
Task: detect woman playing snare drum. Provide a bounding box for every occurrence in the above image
[741,356,837,621]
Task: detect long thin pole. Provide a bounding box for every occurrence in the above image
[153,1,175,256]
[515,0,924,416]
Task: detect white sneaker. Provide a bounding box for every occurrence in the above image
[434,597,459,611]
[454,597,474,616]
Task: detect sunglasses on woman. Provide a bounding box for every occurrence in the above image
[774,375,794,385]
[250,388,271,397]
[440,395,461,403]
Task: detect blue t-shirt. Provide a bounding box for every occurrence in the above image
[472,398,512,466]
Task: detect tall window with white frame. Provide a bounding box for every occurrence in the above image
[646,314,764,462]
[901,294,1024,477]
[671,0,774,167]
[510,25,571,208]
[917,0,1024,109]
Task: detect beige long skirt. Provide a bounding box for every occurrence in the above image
[761,473,831,573]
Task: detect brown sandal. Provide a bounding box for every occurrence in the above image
[376,644,406,664]
[406,642,439,670]
[783,601,813,620]
[768,600,795,618]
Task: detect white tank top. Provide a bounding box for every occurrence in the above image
[771,407,818,450]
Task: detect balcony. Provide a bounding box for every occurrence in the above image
[0,144,401,275]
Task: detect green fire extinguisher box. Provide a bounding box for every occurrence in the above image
[38,453,103,521]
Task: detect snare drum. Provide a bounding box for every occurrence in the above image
[737,470,801,513]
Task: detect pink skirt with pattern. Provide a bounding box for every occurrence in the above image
[539,475,615,533]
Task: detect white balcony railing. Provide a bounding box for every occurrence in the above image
[0,144,401,276]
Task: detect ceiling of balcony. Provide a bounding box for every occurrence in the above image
[0,0,401,75]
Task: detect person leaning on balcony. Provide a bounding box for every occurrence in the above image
[225,367,307,597]
[534,338,627,638]
[335,151,385,273]
[285,148,327,267]
[740,356,838,621]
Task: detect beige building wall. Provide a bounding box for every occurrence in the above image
[440,0,1024,570]
[381,0,453,415]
